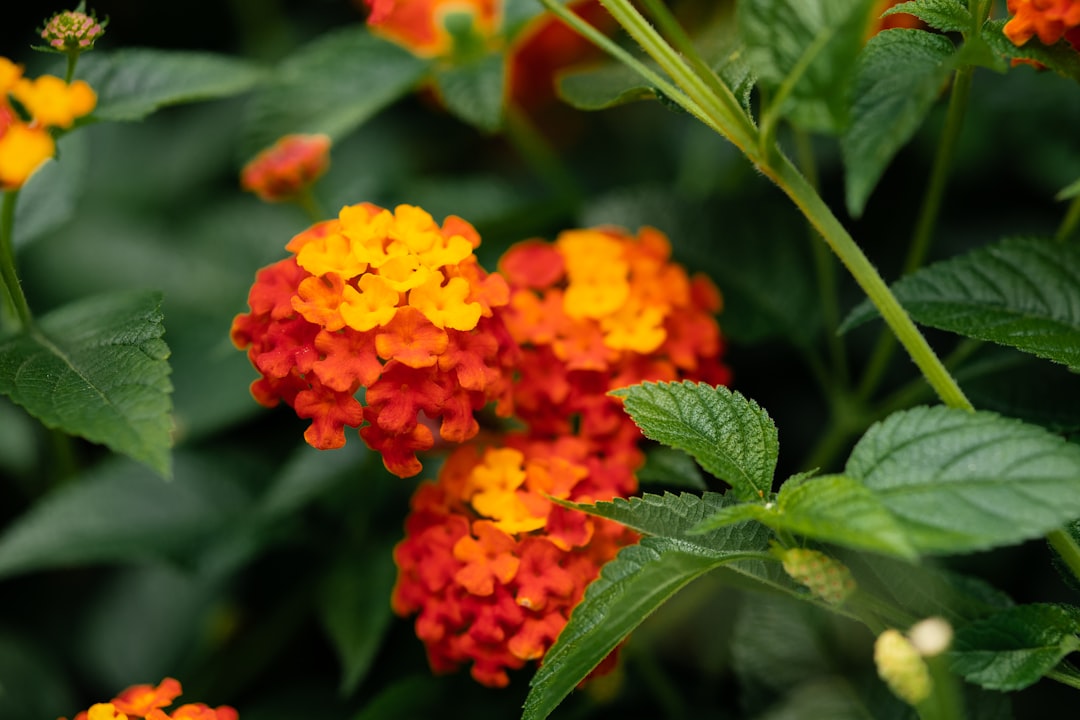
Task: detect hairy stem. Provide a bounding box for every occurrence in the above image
[0,191,34,332]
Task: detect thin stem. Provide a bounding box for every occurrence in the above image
[597,0,758,154]
[538,0,721,135]
[0,191,34,332]
[857,63,976,402]
[64,53,78,83]
[916,655,966,720]
[1047,667,1080,691]
[1047,528,1080,588]
[294,186,325,223]
[795,129,849,387]
[1056,193,1080,242]
[767,155,972,411]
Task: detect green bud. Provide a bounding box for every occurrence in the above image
[874,628,932,705]
[779,547,856,606]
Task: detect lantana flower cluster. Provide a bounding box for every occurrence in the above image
[231,201,516,477]
[234,197,731,685]
[61,677,237,720]
[0,57,96,190]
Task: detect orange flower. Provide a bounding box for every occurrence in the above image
[499,225,731,442]
[392,437,640,687]
[1004,0,1080,46]
[240,134,331,202]
[232,203,516,476]
[0,56,96,190]
[363,0,500,57]
[61,679,236,720]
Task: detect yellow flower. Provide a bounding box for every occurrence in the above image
[0,123,55,190]
[12,75,96,129]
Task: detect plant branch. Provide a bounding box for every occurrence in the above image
[0,191,34,332]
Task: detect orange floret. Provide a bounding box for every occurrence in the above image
[232,202,517,476]
[62,679,235,720]
[1004,0,1080,45]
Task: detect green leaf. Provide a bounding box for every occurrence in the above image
[842,29,955,217]
[739,0,877,132]
[692,474,918,558]
[841,237,1080,370]
[882,0,973,33]
[320,543,397,694]
[0,452,249,579]
[0,630,76,720]
[558,62,659,110]
[256,441,369,522]
[1058,176,1080,201]
[951,604,1080,690]
[566,491,749,549]
[0,291,173,476]
[77,49,265,121]
[433,53,505,131]
[522,526,767,720]
[13,133,88,250]
[241,27,428,159]
[982,19,1080,83]
[846,406,1080,554]
[613,381,778,501]
[637,447,707,490]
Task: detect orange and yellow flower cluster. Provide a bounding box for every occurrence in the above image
[60,678,236,720]
[234,201,731,685]
[392,437,640,687]
[501,226,731,443]
[0,57,96,190]
[1004,0,1080,47]
[231,202,516,476]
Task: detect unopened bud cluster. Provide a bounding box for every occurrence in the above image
[40,8,107,52]
[874,617,953,706]
[779,547,856,606]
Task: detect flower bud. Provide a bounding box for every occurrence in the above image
[39,7,107,53]
[874,628,932,705]
[779,547,856,606]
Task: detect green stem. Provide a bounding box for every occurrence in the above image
[294,186,325,223]
[1047,528,1080,588]
[1047,667,1080,691]
[916,655,966,720]
[538,0,721,136]
[0,191,33,332]
[1056,193,1080,242]
[794,129,849,387]
[857,62,976,402]
[64,52,78,83]
[595,0,971,411]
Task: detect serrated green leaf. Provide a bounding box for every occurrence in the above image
[693,475,917,558]
[0,291,173,476]
[0,452,249,579]
[320,543,397,694]
[951,604,1080,690]
[846,406,1080,554]
[883,0,972,33]
[613,381,778,501]
[522,525,769,720]
[982,19,1080,83]
[241,27,428,159]
[842,29,955,216]
[841,237,1080,370]
[564,491,745,550]
[433,52,505,131]
[13,133,88,250]
[77,49,265,121]
[739,0,877,132]
[637,447,707,490]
